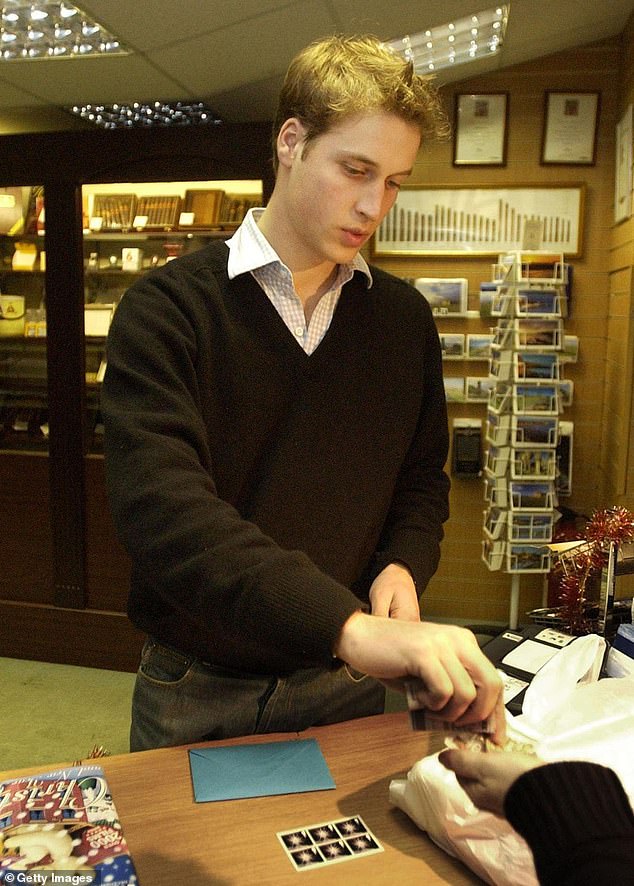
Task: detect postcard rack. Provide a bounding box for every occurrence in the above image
[482,251,573,627]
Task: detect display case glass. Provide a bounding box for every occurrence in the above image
[0,185,49,452]
[81,180,262,453]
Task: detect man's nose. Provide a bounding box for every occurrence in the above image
[356,182,387,221]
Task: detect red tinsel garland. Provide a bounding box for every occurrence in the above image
[554,506,634,634]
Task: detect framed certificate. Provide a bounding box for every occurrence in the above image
[372,184,585,258]
[614,104,633,223]
[541,91,600,165]
[453,93,508,166]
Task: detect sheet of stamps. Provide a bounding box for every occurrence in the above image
[277,815,383,870]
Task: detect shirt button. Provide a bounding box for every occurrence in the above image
[294,326,304,337]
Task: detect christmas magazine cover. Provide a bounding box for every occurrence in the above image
[0,764,139,884]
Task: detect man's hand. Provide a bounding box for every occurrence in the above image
[333,613,505,743]
[369,562,420,621]
[439,748,543,816]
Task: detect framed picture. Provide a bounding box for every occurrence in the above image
[466,334,493,360]
[439,333,465,359]
[614,104,633,223]
[466,377,495,403]
[412,277,468,316]
[453,93,508,166]
[443,377,465,403]
[372,184,585,257]
[541,91,600,165]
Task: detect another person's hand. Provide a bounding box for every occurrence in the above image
[369,562,420,621]
[439,748,543,816]
[333,613,506,743]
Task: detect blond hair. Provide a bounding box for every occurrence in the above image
[272,34,449,171]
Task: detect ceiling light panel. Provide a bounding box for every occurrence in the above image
[387,5,509,74]
[67,101,222,129]
[0,1,129,60]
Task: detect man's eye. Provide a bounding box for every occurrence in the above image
[344,164,365,176]
[387,180,402,191]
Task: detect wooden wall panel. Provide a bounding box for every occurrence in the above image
[370,38,623,625]
[606,14,634,510]
[0,600,143,671]
[0,454,54,604]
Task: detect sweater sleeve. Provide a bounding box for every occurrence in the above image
[365,281,450,593]
[101,264,363,673]
[504,761,634,886]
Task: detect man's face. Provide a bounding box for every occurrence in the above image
[279,110,421,269]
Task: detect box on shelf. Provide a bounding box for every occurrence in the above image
[11,241,37,270]
[134,195,181,231]
[84,303,115,337]
[0,294,25,336]
[181,188,225,228]
[90,193,136,231]
[121,247,144,271]
[218,193,261,225]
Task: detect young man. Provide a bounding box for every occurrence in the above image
[102,35,504,751]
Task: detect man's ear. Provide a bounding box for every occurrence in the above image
[276,117,306,170]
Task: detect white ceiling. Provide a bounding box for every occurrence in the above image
[1,0,633,128]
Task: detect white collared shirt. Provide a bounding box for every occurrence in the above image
[226,208,372,355]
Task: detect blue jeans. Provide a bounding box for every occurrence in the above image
[130,638,386,751]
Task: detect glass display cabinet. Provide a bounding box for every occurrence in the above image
[0,122,272,669]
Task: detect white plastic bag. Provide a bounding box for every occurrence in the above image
[389,751,537,885]
[389,635,634,886]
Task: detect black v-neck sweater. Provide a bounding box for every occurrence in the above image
[102,241,449,673]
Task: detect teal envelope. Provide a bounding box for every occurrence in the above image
[188,738,336,802]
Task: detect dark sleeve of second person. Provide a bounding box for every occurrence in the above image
[504,761,634,886]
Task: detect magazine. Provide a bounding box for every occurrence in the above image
[0,764,138,884]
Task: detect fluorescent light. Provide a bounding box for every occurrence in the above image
[66,101,222,129]
[0,1,129,60]
[387,5,509,73]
